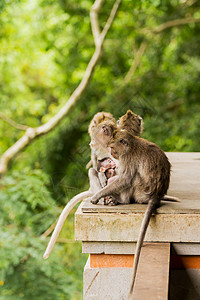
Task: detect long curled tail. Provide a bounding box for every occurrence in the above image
[129,199,157,298]
[43,190,92,259]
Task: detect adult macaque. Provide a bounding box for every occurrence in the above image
[118,110,179,203]
[88,112,116,188]
[43,112,116,259]
[89,129,171,297]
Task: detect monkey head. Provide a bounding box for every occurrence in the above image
[88,112,116,137]
[90,120,117,158]
[108,129,133,159]
[117,110,143,136]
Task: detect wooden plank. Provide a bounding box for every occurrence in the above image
[132,243,170,300]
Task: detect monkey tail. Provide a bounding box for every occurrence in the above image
[128,199,157,298]
[162,195,181,202]
[43,190,92,259]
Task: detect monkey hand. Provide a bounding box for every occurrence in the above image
[104,196,118,206]
[90,196,99,204]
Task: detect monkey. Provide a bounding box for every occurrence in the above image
[88,112,116,189]
[118,109,179,203]
[88,111,115,168]
[89,118,118,204]
[89,129,171,297]
[43,112,117,259]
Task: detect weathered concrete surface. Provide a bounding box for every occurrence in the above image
[83,244,170,300]
[83,257,132,300]
[75,152,200,243]
[172,243,200,255]
[82,242,200,255]
[76,205,200,242]
[82,241,137,254]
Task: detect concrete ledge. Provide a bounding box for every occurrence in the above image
[82,241,136,254]
[82,242,200,255]
[75,203,200,242]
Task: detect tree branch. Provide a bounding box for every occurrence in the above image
[90,0,104,46]
[123,41,148,85]
[142,17,200,35]
[123,16,200,85]
[0,112,29,131]
[0,0,121,176]
[40,221,57,239]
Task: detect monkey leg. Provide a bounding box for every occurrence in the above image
[90,177,130,204]
[89,168,119,205]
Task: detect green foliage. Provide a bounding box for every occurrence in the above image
[0,168,85,299]
[0,0,200,298]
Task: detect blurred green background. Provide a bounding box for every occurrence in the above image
[0,0,200,299]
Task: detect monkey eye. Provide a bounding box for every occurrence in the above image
[120,139,128,146]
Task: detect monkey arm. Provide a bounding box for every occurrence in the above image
[89,167,105,192]
[91,176,131,204]
[98,171,107,188]
[91,151,98,170]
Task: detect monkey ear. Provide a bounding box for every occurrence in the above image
[126,110,133,117]
[120,138,128,147]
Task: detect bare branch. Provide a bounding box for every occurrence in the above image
[100,0,122,42]
[40,221,57,239]
[142,17,200,35]
[153,17,200,33]
[56,238,78,243]
[123,41,148,85]
[0,112,29,131]
[90,0,104,46]
[0,0,121,176]
[123,16,200,85]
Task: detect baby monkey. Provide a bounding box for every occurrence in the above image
[90,129,171,297]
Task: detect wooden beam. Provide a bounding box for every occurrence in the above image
[132,243,170,300]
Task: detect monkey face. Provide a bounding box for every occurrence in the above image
[90,121,117,160]
[108,130,130,159]
[88,112,115,137]
[117,110,143,136]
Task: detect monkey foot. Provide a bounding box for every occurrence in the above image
[91,198,99,205]
[104,196,118,206]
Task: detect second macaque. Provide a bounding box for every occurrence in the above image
[88,112,117,203]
